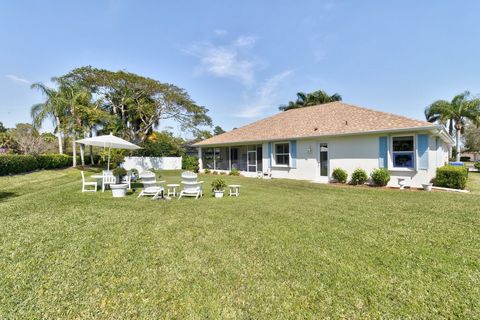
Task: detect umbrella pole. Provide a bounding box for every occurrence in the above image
[108,147,111,171]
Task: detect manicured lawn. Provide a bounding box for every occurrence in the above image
[1,168,479,318]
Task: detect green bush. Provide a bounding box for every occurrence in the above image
[0,155,39,175]
[219,171,226,175]
[212,171,218,175]
[36,154,72,169]
[434,165,468,190]
[370,168,390,186]
[211,178,227,191]
[229,168,240,176]
[332,168,348,183]
[204,168,211,174]
[474,162,480,170]
[351,168,368,185]
[182,156,199,173]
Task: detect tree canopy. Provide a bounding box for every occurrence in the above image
[58,66,212,143]
[279,89,342,111]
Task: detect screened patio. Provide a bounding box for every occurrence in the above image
[201,145,263,173]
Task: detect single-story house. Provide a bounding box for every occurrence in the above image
[193,102,454,188]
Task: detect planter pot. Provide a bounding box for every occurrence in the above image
[214,190,224,198]
[422,183,433,192]
[111,183,128,198]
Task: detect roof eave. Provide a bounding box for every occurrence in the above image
[193,125,445,147]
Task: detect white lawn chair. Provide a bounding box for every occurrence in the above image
[81,171,97,192]
[102,171,116,192]
[121,170,132,190]
[178,181,204,199]
[178,171,204,199]
[137,171,165,199]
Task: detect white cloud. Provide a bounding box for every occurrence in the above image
[214,29,228,36]
[184,35,257,85]
[6,74,31,85]
[236,70,293,118]
[233,35,256,48]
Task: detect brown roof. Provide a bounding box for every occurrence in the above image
[194,102,437,146]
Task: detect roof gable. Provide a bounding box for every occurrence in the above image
[194,102,437,146]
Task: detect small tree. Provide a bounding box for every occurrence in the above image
[10,123,48,155]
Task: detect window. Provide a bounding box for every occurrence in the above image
[274,142,290,166]
[392,136,414,168]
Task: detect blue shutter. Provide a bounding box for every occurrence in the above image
[418,134,429,170]
[379,136,388,168]
[290,140,297,168]
[268,142,272,168]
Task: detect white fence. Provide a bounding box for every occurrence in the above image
[122,156,182,171]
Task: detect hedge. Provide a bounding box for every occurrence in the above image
[433,165,468,190]
[0,154,74,176]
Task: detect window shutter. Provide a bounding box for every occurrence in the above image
[290,140,297,168]
[378,136,388,168]
[418,134,429,170]
[268,142,272,168]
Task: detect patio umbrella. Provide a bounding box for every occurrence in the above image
[76,133,141,170]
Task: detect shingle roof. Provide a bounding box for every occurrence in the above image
[194,102,437,146]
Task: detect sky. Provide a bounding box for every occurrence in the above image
[1,0,480,136]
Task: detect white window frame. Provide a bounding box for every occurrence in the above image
[273,141,290,167]
[391,135,416,170]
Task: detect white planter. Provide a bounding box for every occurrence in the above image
[111,183,128,198]
[422,183,433,192]
[214,190,224,198]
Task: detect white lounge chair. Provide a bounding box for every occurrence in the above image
[137,171,165,199]
[178,171,204,199]
[81,171,97,192]
[102,171,116,192]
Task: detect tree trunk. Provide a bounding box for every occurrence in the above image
[456,129,461,162]
[55,116,64,154]
[72,138,77,167]
[80,144,85,166]
[89,145,94,165]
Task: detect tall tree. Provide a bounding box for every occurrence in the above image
[463,122,480,152]
[59,66,212,144]
[0,122,6,133]
[31,83,66,154]
[425,91,480,161]
[213,126,225,135]
[10,123,48,155]
[279,89,342,111]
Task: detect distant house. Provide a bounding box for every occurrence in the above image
[193,102,453,188]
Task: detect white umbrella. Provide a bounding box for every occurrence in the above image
[76,133,141,170]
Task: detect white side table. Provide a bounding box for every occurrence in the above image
[228,185,241,197]
[167,184,180,197]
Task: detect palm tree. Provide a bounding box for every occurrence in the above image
[425,91,480,161]
[30,83,66,154]
[279,90,342,111]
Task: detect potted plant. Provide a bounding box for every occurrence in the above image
[111,167,128,197]
[211,178,227,198]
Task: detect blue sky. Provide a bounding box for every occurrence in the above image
[1,0,479,136]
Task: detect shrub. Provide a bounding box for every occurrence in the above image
[370,168,390,186]
[460,156,471,162]
[204,168,211,174]
[212,171,218,175]
[332,168,348,183]
[474,162,480,170]
[0,155,39,176]
[229,168,240,176]
[220,171,226,175]
[351,168,368,185]
[434,165,468,190]
[36,154,72,169]
[211,178,227,191]
[182,156,199,173]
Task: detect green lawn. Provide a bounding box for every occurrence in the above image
[1,169,479,318]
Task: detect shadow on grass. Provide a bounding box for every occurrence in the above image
[0,192,17,202]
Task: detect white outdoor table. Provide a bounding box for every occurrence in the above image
[166,184,180,197]
[228,185,241,197]
[91,174,104,186]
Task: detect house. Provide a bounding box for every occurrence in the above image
[193,102,453,188]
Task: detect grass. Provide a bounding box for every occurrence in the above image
[0,168,479,318]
